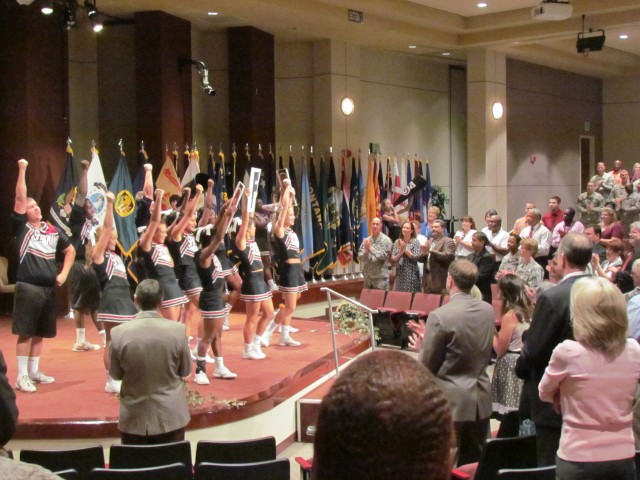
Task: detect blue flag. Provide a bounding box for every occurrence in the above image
[316,157,334,276]
[338,152,353,266]
[308,157,326,274]
[109,153,138,259]
[350,153,360,263]
[300,157,314,272]
[131,146,148,197]
[49,145,76,237]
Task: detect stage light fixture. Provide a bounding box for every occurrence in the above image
[84,0,97,18]
[41,0,54,14]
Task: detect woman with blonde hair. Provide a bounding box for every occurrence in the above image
[539,277,640,480]
[599,206,624,246]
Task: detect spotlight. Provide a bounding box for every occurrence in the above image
[91,15,103,32]
[84,0,97,18]
[179,58,217,97]
[63,1,78,29]
[41,0,54,15]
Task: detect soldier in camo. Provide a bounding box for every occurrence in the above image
[358,217,392,290]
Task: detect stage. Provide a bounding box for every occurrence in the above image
[0,279,369,441]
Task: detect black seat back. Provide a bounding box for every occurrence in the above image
[108,441,192,472]
[195,436,276,466]
[20,445,105,480]
[194,459,290,480]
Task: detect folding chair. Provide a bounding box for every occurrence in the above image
[20,445,105,480]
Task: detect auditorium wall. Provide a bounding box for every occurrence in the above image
[603,74,640,164]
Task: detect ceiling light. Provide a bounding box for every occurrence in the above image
[477,2,488,8]
[492,101,504,120]
[41,1,54,14]
[408,45,416,49]
[91,15,103,32]
[84,0,97,18]
[441,52,451,56]
[620,34,629,39]
[208,11,219,16]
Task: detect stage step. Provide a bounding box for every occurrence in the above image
[296,377,336,443]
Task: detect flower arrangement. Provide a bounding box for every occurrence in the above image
[335,302,380,341]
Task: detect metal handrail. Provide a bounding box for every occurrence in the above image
[321,287,378,375]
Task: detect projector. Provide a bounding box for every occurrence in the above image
[576,30,606,54]
[531,1,572,21]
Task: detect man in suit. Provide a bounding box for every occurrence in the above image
[515,233,592,466]
[413,259,495,465]
[110,279,192,445]
[467,232,494,303]
[421,219,455,294]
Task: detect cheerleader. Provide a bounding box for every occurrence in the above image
[193,201,237,384]
[235,188,273,360]
[91,192,137,394]
[262,183,307,347]
[139,188,188,320]
[167,184,204,339]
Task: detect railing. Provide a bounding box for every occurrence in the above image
[321,287,378,375]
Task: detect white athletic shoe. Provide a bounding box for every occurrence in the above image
[15,375,36,393]
[72,342,100,352]
[194,371,210,385]
[213,366,238,379]
[105,378,121,394]
[29,371,55,384]
[243,345,266,360]
[279,336,302,347]
[278,325,299,333]
[260,329,273,347]
[68,309,75,319]
[205,354,216,364]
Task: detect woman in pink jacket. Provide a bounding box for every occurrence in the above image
[539,276,640,479]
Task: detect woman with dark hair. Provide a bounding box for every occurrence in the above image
[390,221,422,292]
[454,216,476,258]
[491,274,532,415]
[138,188,188,321]
[496,233,521,279]
[313,350,453,480]
[540,277,640,479]
[591,237,623,281]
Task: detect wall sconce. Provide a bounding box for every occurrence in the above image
[341,97,355,116]
[491,101,504,120]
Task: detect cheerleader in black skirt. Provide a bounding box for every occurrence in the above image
[167,184,204,340]
[262,183,306,347]
[235,188,274,360]
[192,200,238,384]
[91,192,137,394]
[139,189,188,321]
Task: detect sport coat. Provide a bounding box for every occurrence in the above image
[422,236,455,294]
[419,293,495,422]
[110,310,192,436]
[515,274,589,428]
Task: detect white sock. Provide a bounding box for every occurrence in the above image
[215,357,224,369]
[252,335,262,347]
[282,325,291,338]
[17,356,28,378]
[265,319,278,335]
[28,357,40,376]
[107,372,118,383]
[244,343,253,353]
[268,279,277,289]
[98,329,106,346]
[76,328,86,344]
[225,302,232,313]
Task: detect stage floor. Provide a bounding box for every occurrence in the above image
[0,305,369,440]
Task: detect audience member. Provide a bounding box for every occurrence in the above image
[599,206,624,246]
[516,233,592,467]
[590,162,614,203]
[313,350,453,480]
[584,225,606,263]
[420,219,455,294]
[576,181,605,227]
[381,198,401,242]
[519,208,551,270]
[512,202,535,236]
[482,214,509,278]
[492,274,532,415]
[467,232,493,303]
[551,207,584,249]
[541,196,563,232]
[616,222,640,294]
[539,277,640,479]
[617,183,640,234]
[496,233,521,277]
[591,238,623,281]
[514,238,544,290]
[358,217,392,290]
[389,221,422,292]
[453,216,476,258]
[610,159,624,185]
[612,169,631,205]
[626,260,640,339]
[109,279,191,444]
[412,259,494,466]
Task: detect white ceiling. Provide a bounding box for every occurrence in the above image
[95,0,640,78]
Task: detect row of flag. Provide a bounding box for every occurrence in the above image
[48,141,433,278]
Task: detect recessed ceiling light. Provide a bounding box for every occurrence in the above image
[409,45,417,49]
[207,11,219,16]
[477,2,488,8]
[442,52,451,56]
[620,34,629,39]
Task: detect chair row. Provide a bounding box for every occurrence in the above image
[53,459,290,480]
[19,436,283,480]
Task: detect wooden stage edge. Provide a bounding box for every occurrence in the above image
[14,277,368,440]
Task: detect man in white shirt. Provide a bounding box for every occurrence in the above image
[519,208,552,271]
[482,214,509,278]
